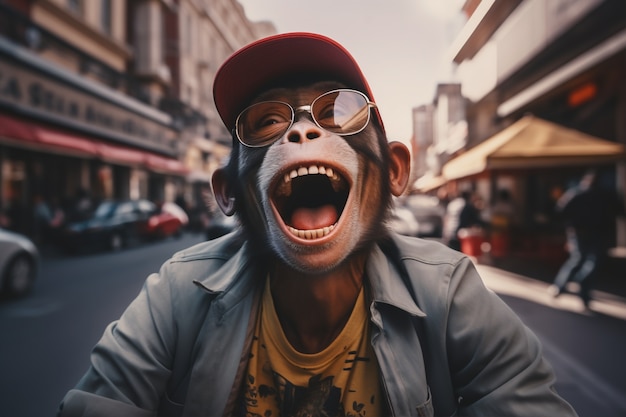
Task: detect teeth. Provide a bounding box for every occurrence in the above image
[276,165,342,198]
[288,224,336,239]
[276,165,344,237]
[282,165,338,184]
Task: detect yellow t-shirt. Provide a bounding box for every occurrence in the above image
[239,280,384,417]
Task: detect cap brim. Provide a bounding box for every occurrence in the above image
[213,32,382,132]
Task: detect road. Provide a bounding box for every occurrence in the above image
[0,233,207,417]
[476,263,626,417]
[0,233,625,417]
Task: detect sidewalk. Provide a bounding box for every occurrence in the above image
[473,253,626,417]
[473,253,626,320]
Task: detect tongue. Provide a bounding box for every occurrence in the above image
[291,204,338,230]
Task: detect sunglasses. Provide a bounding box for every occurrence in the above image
[235,89,377,148]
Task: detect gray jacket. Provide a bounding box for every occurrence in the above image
[58,233,577,417]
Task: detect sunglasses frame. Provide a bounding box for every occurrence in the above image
[235,88,377,148]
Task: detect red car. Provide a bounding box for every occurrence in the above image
[142,202,189,239]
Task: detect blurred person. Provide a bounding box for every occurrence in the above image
[33,194,53,245]
[490,189,515,227]
[460,191,486,229]
[457,191,488,257]
[58,33,576,417]
[444,190,485,251]
[549,170,625,307]
[33,193,65,245]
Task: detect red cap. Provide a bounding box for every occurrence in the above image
[213,32,383,133]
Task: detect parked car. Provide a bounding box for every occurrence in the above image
[0,227,39,297]
[404,194,445,238]
[62,199,156,252]
[142,202,189,239]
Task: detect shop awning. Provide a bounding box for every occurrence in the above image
[145,154,188,175]
[0,114,188,176]
[97,142,146,165]
[442,115,626,181]
[0,114,98,157]
[412,174,447,193]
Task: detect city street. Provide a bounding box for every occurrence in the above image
[0,233,625,417]
[476,263,626,417]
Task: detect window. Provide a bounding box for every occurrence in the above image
[101,0,112,35]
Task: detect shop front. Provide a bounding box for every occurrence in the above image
[0,38,187,237]
[440,116,626,262]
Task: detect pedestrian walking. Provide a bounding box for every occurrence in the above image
[549,170,625,307]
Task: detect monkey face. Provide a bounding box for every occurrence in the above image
[214,81,410,274]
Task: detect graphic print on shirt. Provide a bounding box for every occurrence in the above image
[238,282,382,417]
[242,360,375,416]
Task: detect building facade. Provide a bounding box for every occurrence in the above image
[417,0,626,259]
[169,0,274,222]
[0,0,275,237]
[411,85,468,195]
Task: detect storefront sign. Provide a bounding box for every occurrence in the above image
[0,59,177,155]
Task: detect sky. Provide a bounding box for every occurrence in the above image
[238,0,466,143]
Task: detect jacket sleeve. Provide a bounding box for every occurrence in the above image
[445,257,578,416]
[57,262,178,416]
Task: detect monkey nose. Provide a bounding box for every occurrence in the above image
[286,120,323,143]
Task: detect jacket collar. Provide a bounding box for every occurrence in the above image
[192,234,426,318]
[192,238,263,313]
[366,242,426,319]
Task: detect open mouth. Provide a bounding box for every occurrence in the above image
[272,164,350,240]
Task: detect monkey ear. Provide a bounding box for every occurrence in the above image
[211,168,236,216]
[388,141,411,196]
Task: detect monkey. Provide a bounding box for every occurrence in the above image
[209,78,410,415]
[211,79,410,274]
[58,33,578,417]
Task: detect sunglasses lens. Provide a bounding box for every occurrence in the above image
[313,90,370,135]
[237,102,293,147]
[235,90,374,147]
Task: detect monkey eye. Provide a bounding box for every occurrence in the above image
[272,165,349,234]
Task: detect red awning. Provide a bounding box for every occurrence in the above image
[97,142,146,165]
[145,154,189,175]
[0,114,188,176]
[34,125,99,156]
[0,113,36,140]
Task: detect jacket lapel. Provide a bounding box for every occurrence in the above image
[367,244,431,417]
[184,242,263,417]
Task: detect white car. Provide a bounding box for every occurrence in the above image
[0,228,39,297]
